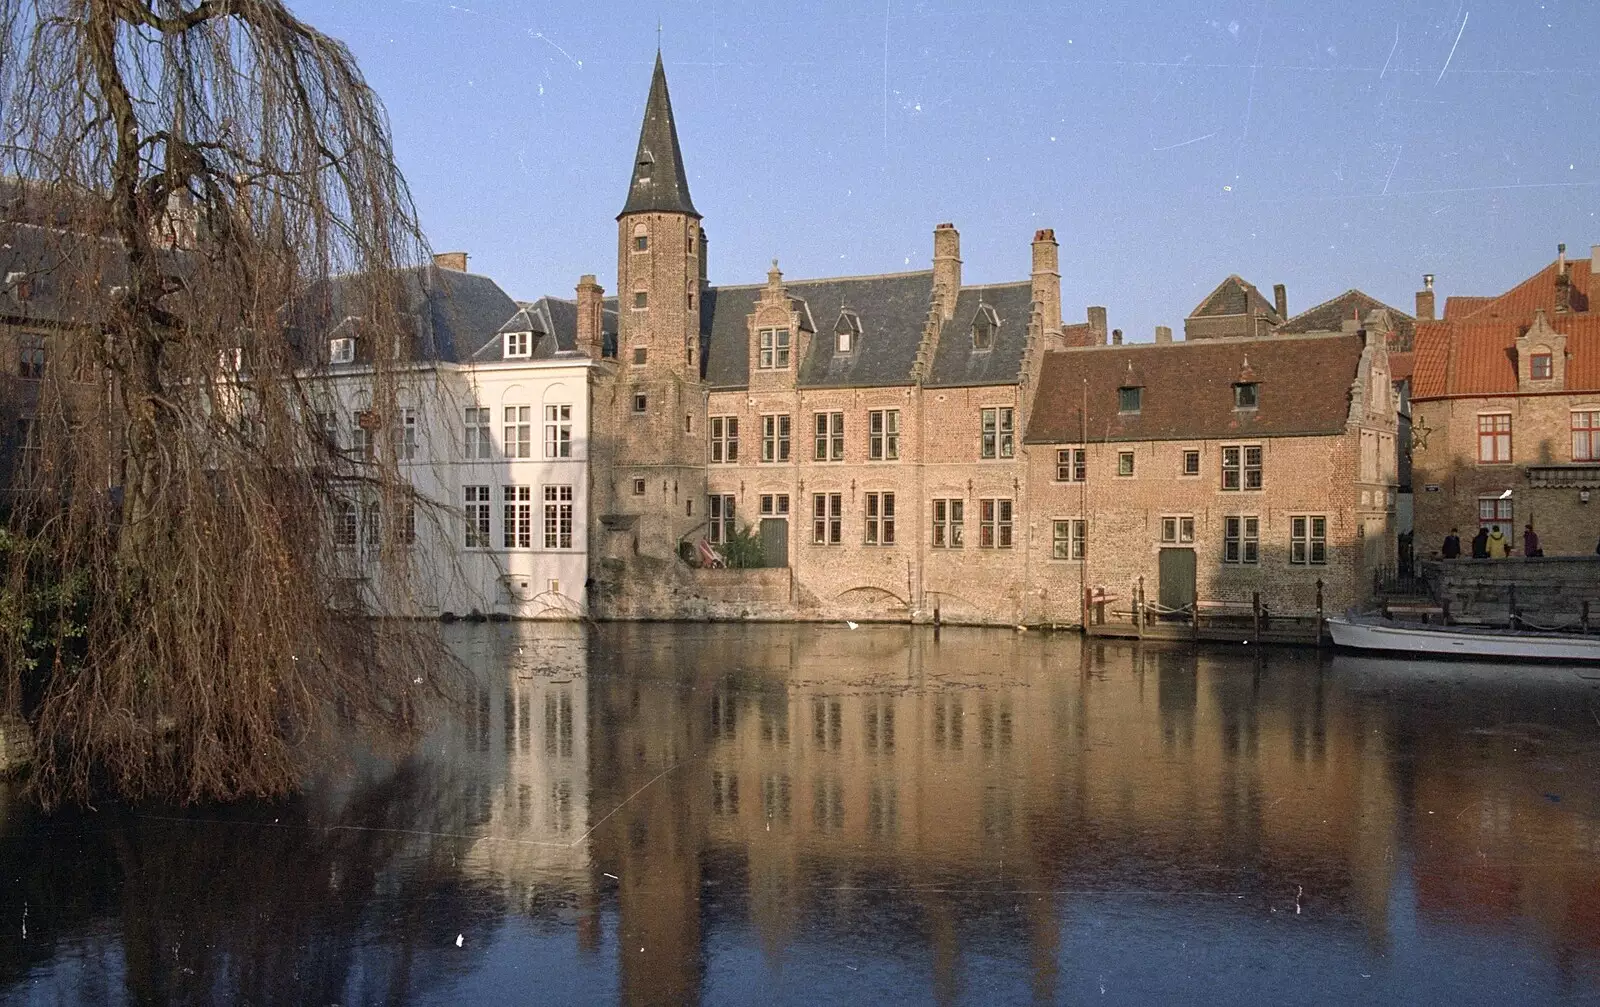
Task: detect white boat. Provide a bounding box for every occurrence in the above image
[1326,615,1600,663]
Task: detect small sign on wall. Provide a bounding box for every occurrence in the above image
[1424,484,1441,492]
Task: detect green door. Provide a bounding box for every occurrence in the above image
[1158,548,1196,612]
[760,518,789,568]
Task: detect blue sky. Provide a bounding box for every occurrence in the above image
[295,0,1599,341]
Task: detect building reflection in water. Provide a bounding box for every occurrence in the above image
[584,625,1600,1004]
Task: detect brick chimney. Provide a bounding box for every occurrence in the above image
[1087,306,1108,346]
[1030,228,1062,335]
[433,251,468,272]
[1111,329,1123,346]
[576,274,605,359]
[1556,244,1572,313]
[1155,325,1173,344]
[1415,274,1436,321]
[933,223,961,321]
[1272,283,1287,320]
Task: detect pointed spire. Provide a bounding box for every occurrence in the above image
[619,53,699,219]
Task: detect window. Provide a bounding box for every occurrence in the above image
[868,409,900,461]
[1052,519,1087,560]
[761,414,791,463]
[1573,410,1600,461]
[543,485,574,549]
[760,493,790,516]
[1223,516,1259,565]
[1160,516,1195,544]
[707,493,735,545]
[464,486,492,547]
[1119,386,1142,413]
[1182,450,1201,476]
[544,404,572,458]
[632,291,648,309]
[632,347,648,366]
[972,305,998,350]
[15,417,39,476]
[813,493,842,545]
[1221,444,1263,490]
[835,310,860,353]
[352,411,375,460]
[980,407,1014,459]
[17,333,44,378]
[864,492,896,545]
[632,477,646,496]
[979,498,1013,548]
[504,330,531,358]
[400,501,417,546]
[634,229,648,252]
[814,412,844,461]
[1055,448,1086,482]
[1477,413,1512,464]
[932,498,964,548]
[1532,353,1553,380]
[632,392,647,413]
[685,498,694,517]
[396,408,417,461]
[503,406,532,458]
[333,499,358,547]
[329,337,355,364]
[1234,382,1258,409]
[1290,515,1327,565]
[464,407,492,459]
[758,328,791,370]
[503,486,533,548]
[710,415,739,463]
[1478,495,1513,532]
[1117,451,1134,477]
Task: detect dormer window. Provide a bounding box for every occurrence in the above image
[1119,386,1142,414]
[504,330,532,358]
[835,309,861,354]
[758,328,791,370]
[329,337,355,364]
[7,271,30,302]
[971,304,999,350]
[1532,352,1553,380]
[1233,382,1258,409]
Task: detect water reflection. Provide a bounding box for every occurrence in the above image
[3,625,1599,1004]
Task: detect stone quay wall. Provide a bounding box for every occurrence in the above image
[0,715,32,775]
[1425,556,1600,626]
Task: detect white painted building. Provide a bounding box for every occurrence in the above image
[302,257,614,619]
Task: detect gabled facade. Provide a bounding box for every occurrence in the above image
[1411,244,1600,558]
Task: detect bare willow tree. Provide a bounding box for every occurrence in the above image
[0,0,451,806]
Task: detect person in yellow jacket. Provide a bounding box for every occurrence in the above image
[1485,524,1511,557]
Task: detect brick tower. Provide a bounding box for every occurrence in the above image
[592,54,709,568]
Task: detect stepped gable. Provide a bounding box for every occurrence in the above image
[1278,288,1416,349]
[1023,333,1365,444]
[701,270,933,390]
[925,281,1035,388]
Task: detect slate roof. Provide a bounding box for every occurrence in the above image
[1411,315,1600,398]
[1024,334,1365,444]
[472,295,617,363]
[299,264,519,365]
[619,54,699,219]
[1186,274,1283,323]
[1277,288,1416,350]
[926,283,1035,387]
[702,270,933,389]
[0,222,127,326]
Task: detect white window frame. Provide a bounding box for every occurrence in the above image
[544,404,572,459]
[503,406,532,459]
[329,337,355,364]
[504,330,532,359]
[1052,519,1086,560]
[758,328,792,370]
[710,415,739,463]
[503,485,533,549]
[868,409,900,461]
[543,485,574,549]
[464,406,492,460]
[814,412,844,461]
[813,492,843,545]
[464,485,491,548]
[761,414,791,463]
[980,407,1014,460]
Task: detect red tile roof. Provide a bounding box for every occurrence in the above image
[1411,314,1600,398]
[1455,259,1591,322]
[1024,334,1365,444]
[1443,296,1491,320]
[1389,351,1415,383]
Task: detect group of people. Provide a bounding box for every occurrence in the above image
[1440,524,1544,559]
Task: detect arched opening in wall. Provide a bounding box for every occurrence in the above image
[632,221,648,252]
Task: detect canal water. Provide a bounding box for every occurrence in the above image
[3,623,1600,1005]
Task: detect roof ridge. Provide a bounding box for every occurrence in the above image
[1286,287,1415,324]
[1049,331,1359,353]
[709,268,934,291]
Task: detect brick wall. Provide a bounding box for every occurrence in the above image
[1413,394,1600,559]
[1425,556,1600,625]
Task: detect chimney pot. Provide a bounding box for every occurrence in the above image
[1272,283,1287,320]
[1416,274,1437,322]
[433,251,468,272]
[1424,273,1434,291]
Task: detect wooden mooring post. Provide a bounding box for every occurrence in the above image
[1252,592,1262,642]
[1135,577,1145,639]
[1584,601,1591,635]
[1315,579,1325,644]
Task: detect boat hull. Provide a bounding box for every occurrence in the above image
[1326,616,1600,663]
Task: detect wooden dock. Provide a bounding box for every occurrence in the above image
[1082,579,1327,647]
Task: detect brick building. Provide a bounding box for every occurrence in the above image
[1411,244,1600,557]
[587,55,1099,624]
[1022,330,1399,619]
